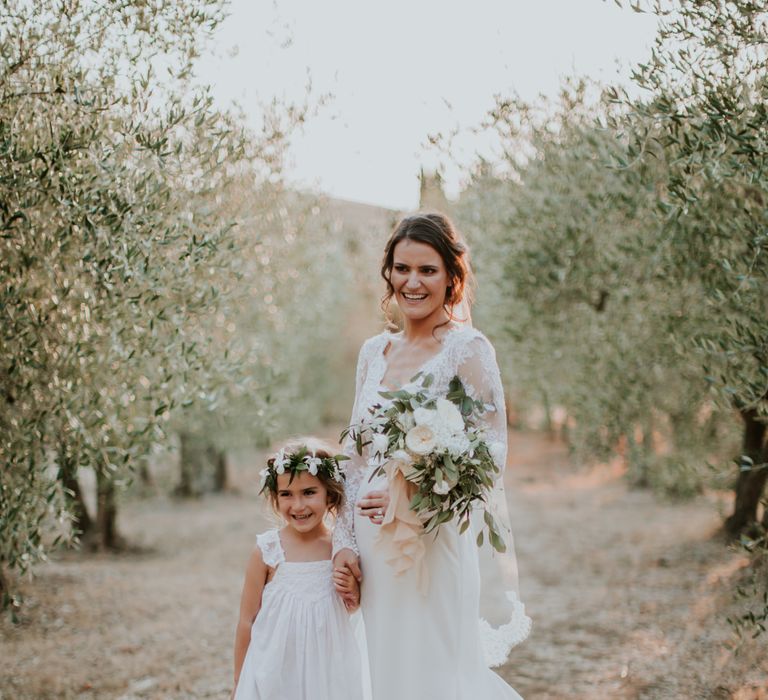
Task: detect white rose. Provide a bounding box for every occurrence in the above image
[405,424,436,455]
[444,433,471,458]
[275,464,286,475]
[436,398,465,433]
[371,431,389,457]
[413,407,437,427]
[430,425,447,452]
[489,441,506,467]
[432,480,451,495]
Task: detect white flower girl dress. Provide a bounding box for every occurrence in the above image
[234,528,363,700]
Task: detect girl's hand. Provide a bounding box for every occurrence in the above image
[333,567,360,612]
[333,548,361,609]
[333,548,362,582]
[357,489,390,525]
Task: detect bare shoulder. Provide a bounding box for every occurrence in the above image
[246,544,270,580]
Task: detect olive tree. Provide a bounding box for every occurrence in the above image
[456,81,729,495]
[612,0,768,533]
[0,0,269,602]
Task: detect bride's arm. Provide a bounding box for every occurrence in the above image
[456,333,530,652]
[332,340,371,579]
[456,334,508,473]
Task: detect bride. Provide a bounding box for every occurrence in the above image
[333,213,531,699]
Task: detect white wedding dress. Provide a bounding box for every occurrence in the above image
[334,325,530,700]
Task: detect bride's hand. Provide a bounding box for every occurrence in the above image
[357,489,390,525]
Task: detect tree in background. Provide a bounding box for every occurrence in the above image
[614,0,768,639]
[456,80,734,498]
[614,0,768,535]
[0,0,302,604]
[170,177,361,498]
[450,0,767,638]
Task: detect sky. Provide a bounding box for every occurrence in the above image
[195,1,660,211]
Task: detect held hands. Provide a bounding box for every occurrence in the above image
[332,490,390,609]
[356,489,390,525]
[332,566,360,612]
[333,548,362,609]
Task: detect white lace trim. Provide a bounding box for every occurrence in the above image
[256,529,285,568]
[479,592,533,668]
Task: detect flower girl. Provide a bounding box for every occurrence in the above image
[232,438,363,700]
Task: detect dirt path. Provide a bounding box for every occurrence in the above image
[2,430,766,699]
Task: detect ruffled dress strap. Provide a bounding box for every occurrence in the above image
[256,529,285,568]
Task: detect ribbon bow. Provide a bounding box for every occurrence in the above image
[375,459,429,594]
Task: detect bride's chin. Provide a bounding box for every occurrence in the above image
[401,308,438,323]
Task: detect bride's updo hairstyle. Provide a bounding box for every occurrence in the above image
[381,212,474,323]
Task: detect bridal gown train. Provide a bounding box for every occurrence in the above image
[334,326,530,700]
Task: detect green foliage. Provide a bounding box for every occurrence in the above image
[614,0,768,419]
[177,182,359,453]
[454,0,767,637]
[1,2,383,598]
[729,527,768,640]
[456,80,733,495]
[0,0,287,592]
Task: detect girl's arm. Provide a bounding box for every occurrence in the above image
[232,547,269,695]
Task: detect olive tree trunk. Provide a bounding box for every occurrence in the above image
[57,446,93,538]
[95,466,123,550]
[725,408,768,536]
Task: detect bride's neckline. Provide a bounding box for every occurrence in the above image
[378,323,464,392]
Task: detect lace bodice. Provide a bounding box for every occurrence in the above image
[257,529,335,601]
[332,324,508,557]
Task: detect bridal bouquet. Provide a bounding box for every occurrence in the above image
[342,373,507,553]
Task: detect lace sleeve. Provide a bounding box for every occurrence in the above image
[332,340,370,557]
[456,332,532,660]
[456,334,508,472]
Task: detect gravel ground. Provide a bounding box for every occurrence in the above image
[2,429,766,699]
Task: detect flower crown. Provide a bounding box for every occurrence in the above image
[259,445,348,493]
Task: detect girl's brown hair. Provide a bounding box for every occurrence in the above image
[263,437,345,517]
[380,212,474,324]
